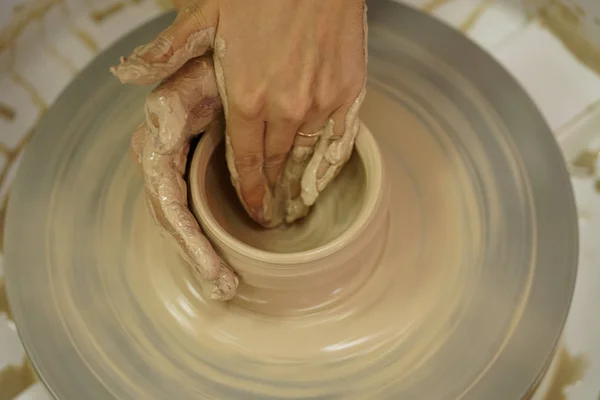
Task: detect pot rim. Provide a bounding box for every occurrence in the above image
[189,122,385,266]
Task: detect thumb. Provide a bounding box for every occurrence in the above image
[111,0,218,85]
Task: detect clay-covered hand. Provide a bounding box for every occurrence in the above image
[111,0,368,227]
[129,56,238,301]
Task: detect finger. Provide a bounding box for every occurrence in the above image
[145,57,221,155]
[281,147,311,224]
[300,119,334,206]
[324,88,365,166]
[225,115,269,224]
[297,113,329,138]
[142,130,238,301]
[211,263,239,301]
[314,116,361,195]
[130,122,148,171]
[297,0,368,207]
[318,117,360,192]
[279,115,328,223]
[290,105,331,164]
[307,105,351,182]
[158,57,222,135]
[110,0,218,85]
[329,104,350,142]
[299,88,365,205]
[310,87,365,188]
[293,134,319,149]
[264,120,297,187]
[141,64,236,300]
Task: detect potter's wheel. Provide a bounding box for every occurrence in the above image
[3,2,578,399]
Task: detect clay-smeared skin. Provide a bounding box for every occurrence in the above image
[130,57,238,301]
[111,0,368,300]
[123,56,345,301]
[110,0,368,223]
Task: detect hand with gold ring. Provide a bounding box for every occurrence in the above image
[111,0,368,228]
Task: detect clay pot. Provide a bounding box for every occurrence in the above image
[189,124,390,315]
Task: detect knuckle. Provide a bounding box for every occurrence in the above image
[264,152,288,169]
[190,95,222,120]
[343,72,366,99]
[234,151,263,172]
[291,145,313,162]
[314,91,338,113]
[274,94,310,122]
[230,89,264,119]
[344,83,363,102]
[313,81,340,112]
[233,100,263,120]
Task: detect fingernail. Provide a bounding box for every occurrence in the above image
[251,207,265,225]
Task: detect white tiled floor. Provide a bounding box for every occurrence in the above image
[494,20,600,132]
[0,78,41,148]
[466,2,530,49]
[0,261,25,371]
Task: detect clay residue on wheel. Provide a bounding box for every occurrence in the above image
[0,280,37,398]
[0,278,13,321]
[201,138,367,253]
[0,356,36,400]
[539,347,589,400]
[570,148,599,176]
[0,103,16,121]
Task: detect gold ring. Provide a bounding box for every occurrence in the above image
[297,131,321,138]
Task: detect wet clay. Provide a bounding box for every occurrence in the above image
[202,141,366,253]
[127,57,238,301]
[114,43,366,300]
[108,4,369,300]
[112,6,368,228]
[0,279,36,398]
[0,356,36,400]
[213,11,368,227]
[189,122,388,316]
[543,347,589,400]
[0,278,13,321]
